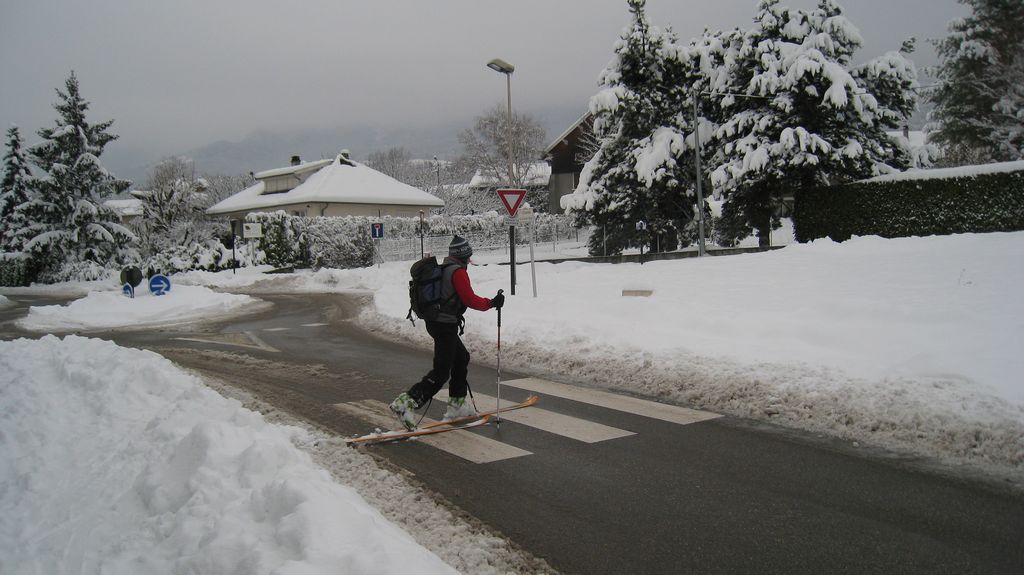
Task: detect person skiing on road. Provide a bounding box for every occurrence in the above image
[390,235,505,430]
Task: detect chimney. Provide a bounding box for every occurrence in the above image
[291,155,301,166]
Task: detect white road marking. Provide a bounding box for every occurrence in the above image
[436,390,634,444]
[502,377,721,426]
[173,331,279,353]
[301,323,329,327]
[335,400,532,464]
[263,327,289,332]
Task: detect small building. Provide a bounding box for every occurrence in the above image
[103,198,144,225]
[467,162,551,213]
[544,113,594,214]
[206,151,444,220]
[468,162,552,191]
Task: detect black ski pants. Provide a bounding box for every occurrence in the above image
[407,320,469,407]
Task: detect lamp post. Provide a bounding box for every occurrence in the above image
[692,97,707,257]
[488,57,518,295]
[487,58,515,186]
[433,155,441,193]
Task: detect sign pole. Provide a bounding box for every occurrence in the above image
[509,225,516,295]
[529,225,537,297]
[496,188,527,297]
[518,205,537,297]
[231,219,238,275]
[370,222,385,268]
[419,211,425,259]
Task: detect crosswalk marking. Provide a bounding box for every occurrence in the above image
[435,390,634,444]
[502,377,721,426]
[334,400,532,464]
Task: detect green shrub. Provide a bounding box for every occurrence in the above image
[794,165,1024,242]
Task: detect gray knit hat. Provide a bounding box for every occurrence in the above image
[449,235,473,260]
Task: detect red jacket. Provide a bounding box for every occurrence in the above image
[451,267,492,311]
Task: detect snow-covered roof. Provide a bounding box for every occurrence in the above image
[254,158,333,180]
[886,130,926,148]
[544,112,591,155]
[103,198,144,217]
[207,154,444,215]
[469,162,551,188]
[863,160,1024,183]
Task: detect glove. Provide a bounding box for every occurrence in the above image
[490,292,505,309]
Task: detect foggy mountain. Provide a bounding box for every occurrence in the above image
[109,106,586,186]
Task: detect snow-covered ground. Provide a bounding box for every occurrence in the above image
[3,231,1023,573]
[0,336,458,575]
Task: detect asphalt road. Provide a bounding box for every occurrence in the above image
[3,292,1023,574]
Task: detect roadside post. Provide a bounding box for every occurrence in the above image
[636,220,647,264]
[496,188,527,296]
[418,210,426,259]
[230,219,240,274]
[518,205,537,297]
[371,222,385,268]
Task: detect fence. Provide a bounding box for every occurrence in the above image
[375,222,592,263]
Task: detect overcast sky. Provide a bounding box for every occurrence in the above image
[1,0,965,170]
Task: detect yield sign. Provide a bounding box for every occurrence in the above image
[496,188,527,217]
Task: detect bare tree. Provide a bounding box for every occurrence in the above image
[574,115,600,167]
[459,104,546,189]
[366,147,412,182]
[202,172,254,206]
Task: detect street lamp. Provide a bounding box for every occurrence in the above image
[692,97,707,257]
[488,57,518,295]
[487,58,515,189]
[433,155,441,193]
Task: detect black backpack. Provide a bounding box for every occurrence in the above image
[406,256,460,323]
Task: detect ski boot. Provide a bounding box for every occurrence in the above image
[443,395,479,421]
[389,392,419,431]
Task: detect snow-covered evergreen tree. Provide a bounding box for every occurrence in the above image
[711,0,918,246]
[1,126,33,253]
[563,0,694,255]
[12,72,137,282]
[927,0,1024,163]
[661,27,745,246]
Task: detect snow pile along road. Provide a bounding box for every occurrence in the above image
[0,335,457,575]
[16,284,268,332]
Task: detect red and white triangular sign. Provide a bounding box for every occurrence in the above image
[496,188,527,217]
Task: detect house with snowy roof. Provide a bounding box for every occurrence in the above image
[103,198,144,225]
[467,162,552,214]
[544,112,594,214]
[206,151,444,220]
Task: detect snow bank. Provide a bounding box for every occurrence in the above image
[0,335,456,575]
[16,284,269,332]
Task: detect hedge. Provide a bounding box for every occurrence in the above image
[793,165,1024,242]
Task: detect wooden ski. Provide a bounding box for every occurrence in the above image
[347,395,539,445]
[347,415,493,445]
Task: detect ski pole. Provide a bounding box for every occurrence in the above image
[495,289,503,426]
